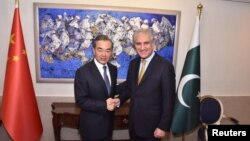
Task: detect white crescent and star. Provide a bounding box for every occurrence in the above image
[177,74,200,108]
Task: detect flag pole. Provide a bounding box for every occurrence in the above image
[197,3,203,20]
[15,0,19,8]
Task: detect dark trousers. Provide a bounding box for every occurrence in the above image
[81,136,112,141]
[129,126,161,141]
[80,128,113,141]
[81,133,112,141]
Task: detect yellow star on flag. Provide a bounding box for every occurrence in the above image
[12,55,19,62]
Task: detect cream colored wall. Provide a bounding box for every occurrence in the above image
[1,0,250,97]
[1,0,250,140]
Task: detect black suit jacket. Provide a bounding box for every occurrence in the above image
[119,53,176,137]
[74,60,117,139]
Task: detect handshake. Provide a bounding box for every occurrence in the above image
[106,98,120,111]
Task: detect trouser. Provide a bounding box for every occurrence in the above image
[129,125,161,141]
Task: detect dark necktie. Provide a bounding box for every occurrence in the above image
[103,66,110,94]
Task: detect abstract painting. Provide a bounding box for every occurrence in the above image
[34,3,180,82]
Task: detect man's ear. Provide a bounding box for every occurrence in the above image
[133,44,135,49]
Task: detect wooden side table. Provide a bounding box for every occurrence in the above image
[51,102,129,141]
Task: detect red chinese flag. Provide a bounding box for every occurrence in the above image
[1,4,43,141]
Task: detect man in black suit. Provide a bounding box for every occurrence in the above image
[74,35,117,141]
[117,29,176,141]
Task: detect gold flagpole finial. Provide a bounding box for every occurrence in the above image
[197,3,203,19]
[15,0,19,8]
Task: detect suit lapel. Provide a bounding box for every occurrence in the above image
[138,54,159,85]
[107,63,115,96]
[134,58,141,86]
[90,61,110,96]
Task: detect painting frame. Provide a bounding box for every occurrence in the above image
[33,3,181,83]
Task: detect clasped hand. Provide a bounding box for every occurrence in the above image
[106,98,120,111]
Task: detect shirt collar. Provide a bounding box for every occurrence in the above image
[94,59,107,69]
[143,51,155,63]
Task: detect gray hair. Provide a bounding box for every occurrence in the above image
[132,28,154,44]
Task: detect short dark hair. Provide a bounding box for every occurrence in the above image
[93,34,113,49]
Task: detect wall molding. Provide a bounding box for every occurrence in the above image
[223,0,250,3]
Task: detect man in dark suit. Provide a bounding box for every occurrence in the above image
[74,35,117,141]
[117,28,176,141]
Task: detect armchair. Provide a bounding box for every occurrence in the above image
[198,95,239,141]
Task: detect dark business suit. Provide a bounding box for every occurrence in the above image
[119,53,176,139]
[74,60,117,141]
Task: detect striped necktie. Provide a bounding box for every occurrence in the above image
[103,66,110,94]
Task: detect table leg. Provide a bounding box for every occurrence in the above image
[52,114,62,141]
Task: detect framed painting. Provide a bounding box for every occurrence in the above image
[33,3,180,83]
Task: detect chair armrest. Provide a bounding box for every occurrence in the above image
[222,115,240,125]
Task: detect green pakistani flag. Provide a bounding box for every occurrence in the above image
[171,16,201,136]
